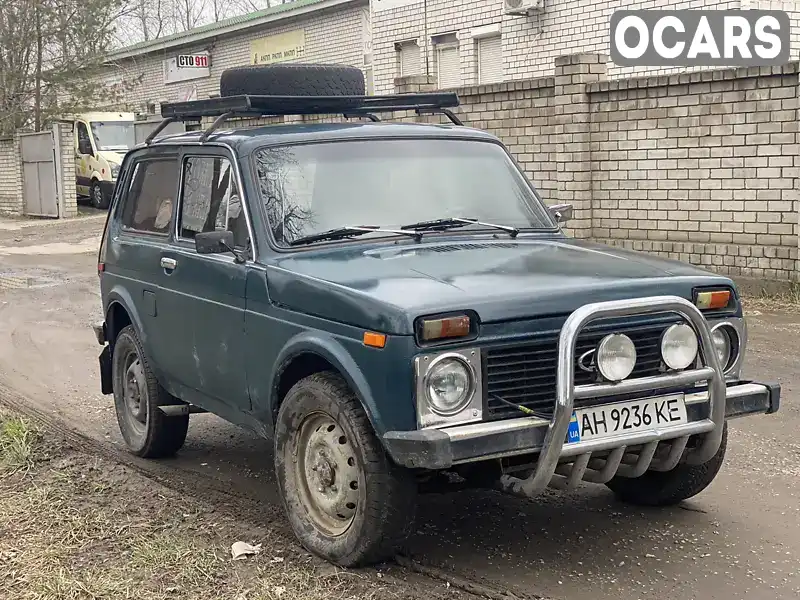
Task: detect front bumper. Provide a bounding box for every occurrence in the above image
[383,295,777,498]
[383,380,781,470]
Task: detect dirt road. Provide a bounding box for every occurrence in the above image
[1,216,797,600]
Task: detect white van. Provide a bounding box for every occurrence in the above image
[74,112,136,209]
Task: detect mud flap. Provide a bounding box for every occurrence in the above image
[99,345,113,395]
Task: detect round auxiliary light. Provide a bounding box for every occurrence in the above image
[425,356,475,416]
[711,325,734,371]
[596,333,637,382]
[661,323,699,371]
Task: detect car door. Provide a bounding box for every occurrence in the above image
[156,147,251,411]
[104,148,182,388]
[75,121,94,196]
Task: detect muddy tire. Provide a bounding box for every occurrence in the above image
[275,372,417,567]
[606,424,728,506]
[90,180,109,210]
[112,325,189,458]
[220,63,365,97]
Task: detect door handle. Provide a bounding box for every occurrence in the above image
[160,257,177,271]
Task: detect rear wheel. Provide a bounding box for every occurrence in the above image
[606,424,728,506]
[112,325,189,458]
[275,372,417,567]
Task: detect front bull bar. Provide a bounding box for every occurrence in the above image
[498,295,727,498]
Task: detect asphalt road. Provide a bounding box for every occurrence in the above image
[0,215,797,600]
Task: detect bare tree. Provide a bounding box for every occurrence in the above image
[0,0,138,135]
[112,0,294,48]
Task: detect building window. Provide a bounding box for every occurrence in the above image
[477,34,503,84]
[433,33,460,89]
[396,41,421,77]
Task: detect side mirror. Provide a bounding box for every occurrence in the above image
[548,203,573,224]
[79,139,93,155]
[195,230,235,255]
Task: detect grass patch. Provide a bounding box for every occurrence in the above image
[0,417,401,600]
[0,412,37,473]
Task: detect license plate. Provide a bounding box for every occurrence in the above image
[566,394,687,444]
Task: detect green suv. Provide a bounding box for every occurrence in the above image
[91,64,781,568]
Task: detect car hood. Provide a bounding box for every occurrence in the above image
[266,237,734,335]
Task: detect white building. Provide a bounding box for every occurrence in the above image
[371,0,800,95]
[98,0,372,113]
[95,0,800,109]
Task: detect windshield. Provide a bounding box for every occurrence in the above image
[253,138,556,246]
[90,121,135,151]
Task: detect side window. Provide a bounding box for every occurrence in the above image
[179,155,248,249]
[119,157,179,235]
[77,122,91,152]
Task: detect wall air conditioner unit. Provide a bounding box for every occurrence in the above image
[504,0,543,15]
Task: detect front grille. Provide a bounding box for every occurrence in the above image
[484,315,683,421]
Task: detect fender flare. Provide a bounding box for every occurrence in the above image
[270,331,384,436]
[105,286,147,349]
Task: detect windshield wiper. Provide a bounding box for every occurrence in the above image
[400,217,519,238]
[288,225,423,247]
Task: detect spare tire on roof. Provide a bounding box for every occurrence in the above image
[219,63,366,97]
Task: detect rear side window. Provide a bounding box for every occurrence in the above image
[179,155,248,249]
[119,157,179,235]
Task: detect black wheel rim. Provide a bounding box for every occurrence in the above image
[92,185,103,207]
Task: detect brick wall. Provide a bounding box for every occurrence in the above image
[588,64,799,280]
[0,137,23,215]
[97,1,369,112]
[55,122,78,218]
[371,0,800,96]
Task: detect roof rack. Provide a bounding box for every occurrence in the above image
[146,92,462,144]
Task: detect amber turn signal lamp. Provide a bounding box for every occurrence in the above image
[363,331,386,348]
[420,315,471,341]
[695,290,731,310]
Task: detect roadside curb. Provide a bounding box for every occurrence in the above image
[0,214,107,232]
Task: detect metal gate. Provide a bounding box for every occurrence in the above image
[134,118,186,145]
[20,131,59,218]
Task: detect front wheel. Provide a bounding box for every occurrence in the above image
[90,180,109,209]
[275,372,417,567]
[606,423,728,506]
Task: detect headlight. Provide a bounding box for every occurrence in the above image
[596,333,637,381]
[711,324,735,371]
[425,356,474,416]
[661,323,699,370]
[110,164,120,179]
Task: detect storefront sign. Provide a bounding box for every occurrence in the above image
[163,51,211,84]
[250,29,306,65]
